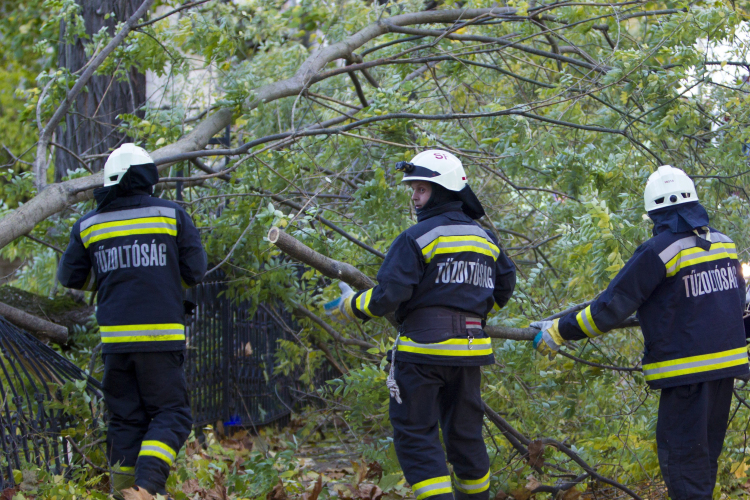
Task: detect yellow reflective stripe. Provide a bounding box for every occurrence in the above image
[422,235,500,264]
[80,216,176,238]
[100,323,185,343]
[643,347,748,381]
[413,476,453,500]
[454,471,490,494]
[83,227,177,248]
[397,336,492,356]
[355,289,376,318]
[665,243,737,277]
[575,306,602,337]
[139,440,176,465]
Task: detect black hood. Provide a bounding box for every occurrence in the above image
[416,184,460,216]
[456,184,486,219]
[94,163,159,209]
[415,183,486,221]
[648,201,710,236]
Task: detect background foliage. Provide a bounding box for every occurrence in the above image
[3,0,750,498]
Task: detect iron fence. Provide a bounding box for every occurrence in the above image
[185,277,336,429]
[0,318,102,489]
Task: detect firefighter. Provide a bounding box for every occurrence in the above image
[532,165,749,500]
[331,150,516,500]
[58,144,207,499]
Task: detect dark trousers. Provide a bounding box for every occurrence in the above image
[103,351,192,495]
[656,378,734,500]
[389,362,490,500]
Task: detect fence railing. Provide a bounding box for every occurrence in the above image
[0,318,102,489]
[185,278,336,429]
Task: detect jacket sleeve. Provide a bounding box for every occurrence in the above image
[57,220,97,291]
[558,243,665,341]
[176,207,208,287]
[350,232,423,320]
[493,247,516,310]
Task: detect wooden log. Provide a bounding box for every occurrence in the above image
[0,301,68,344]
[267,226,640,341]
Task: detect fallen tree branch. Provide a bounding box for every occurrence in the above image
[268,226,641,341]
[291,302,376,349]
[264,190,386,259]
[0,301,68,344]
[484,403,643,499]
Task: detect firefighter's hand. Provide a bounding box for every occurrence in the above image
[531,319,563,360]
[324,282,355,322]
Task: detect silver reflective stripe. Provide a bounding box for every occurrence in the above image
[100,329,185,338]
[416,225,492,248]
[664,245,734,276]
[80,206,176,231]
[643,351,747,377]
[139,444,175,462]
[81,221,177,245]
[423,240,499,261]
[711,232,733,243]
[414,478,452,499]
[658,236,696,264]
[398,340,490,351]
[455,476,490,492]
[577,306,601,337]
[659,232,734,263]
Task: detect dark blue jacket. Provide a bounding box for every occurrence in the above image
[58,165,207,354]
[558,204,748,389]
[351,202,516,366]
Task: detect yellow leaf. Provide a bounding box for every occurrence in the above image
[732,461,749,478]
[155,137,166,146]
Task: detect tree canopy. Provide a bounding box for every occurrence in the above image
[2,0,750,498]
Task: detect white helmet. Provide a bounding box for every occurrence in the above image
[103,143,154,187]
[396,150,467,191]
[644,165,698,212]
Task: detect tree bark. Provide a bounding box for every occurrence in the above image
[0,301,68,344]
[55,0,147,179]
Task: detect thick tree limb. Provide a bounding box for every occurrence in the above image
[268,226,641,341]
[0,301,68,344]
[0,6,630,252]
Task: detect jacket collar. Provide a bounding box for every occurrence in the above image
[416,201,464,222]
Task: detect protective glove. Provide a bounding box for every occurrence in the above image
[324,282,355,322]
[530,319,563,360]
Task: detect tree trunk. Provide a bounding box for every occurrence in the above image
[55,0,147,179]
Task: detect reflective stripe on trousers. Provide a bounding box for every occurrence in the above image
[396,336,492,357]
[100,323,185,343]
[643,347,748,381]
[138,440,177,465]
[454,470,491,495]
[413,476,453,499]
